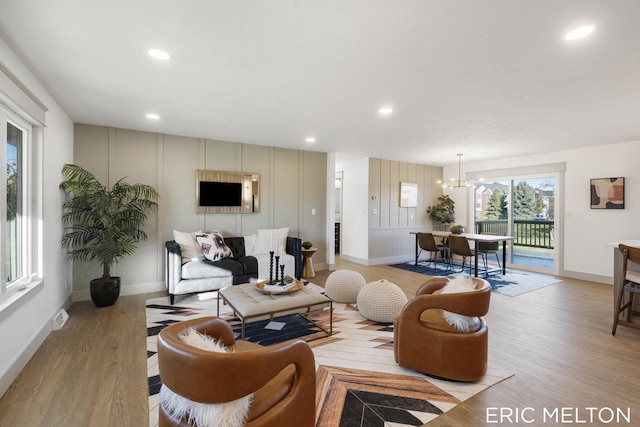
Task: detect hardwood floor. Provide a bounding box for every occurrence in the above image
[1,258,639,426]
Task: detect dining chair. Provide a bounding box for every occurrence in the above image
[612,244,640,335]
[447,234,480,275]
[417,232,448,270]
[478,240,501,271]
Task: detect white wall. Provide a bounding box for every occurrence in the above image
[336,157,370,263]
[446,140,640,282]
[337,156,446,265]
[0,36,74,397]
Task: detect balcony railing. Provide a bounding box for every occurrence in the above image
[475,220,555,249]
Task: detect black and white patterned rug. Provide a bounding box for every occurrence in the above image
[146,286,513,426]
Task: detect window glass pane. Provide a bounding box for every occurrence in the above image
[6,122,22,283]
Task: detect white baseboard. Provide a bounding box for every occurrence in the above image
[72,281,165,302]
[338,253,414,266]
[0,313,51,399]
[562,270,612,285]
[337,254,370,265]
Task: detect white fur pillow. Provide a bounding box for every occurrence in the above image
[438,277,478,332]
[173,230,204,263]
[160,328,252,427]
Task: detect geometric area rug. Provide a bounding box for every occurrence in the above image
[389,261,562,297]
[146,286,513,427]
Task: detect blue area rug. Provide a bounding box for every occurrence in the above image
[389,261,562,296]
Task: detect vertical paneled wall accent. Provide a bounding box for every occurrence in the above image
[73,124,327,296]
[300,151,328,260]
[368,158,443,264]
[273,148,301,233]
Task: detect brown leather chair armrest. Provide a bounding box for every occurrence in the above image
[158,318,314,403]
[409,278,491,317]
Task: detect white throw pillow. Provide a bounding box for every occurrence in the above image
[253,228,289,255]
[173,230,204,263]
[159,328,252,427]
[243,234,257,256]
[196,231,234,262]
[438,277,478,332]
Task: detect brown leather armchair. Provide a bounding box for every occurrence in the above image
[393,277,491,381]
[157,316,316,427]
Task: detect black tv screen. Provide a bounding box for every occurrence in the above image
[199,181,242,207]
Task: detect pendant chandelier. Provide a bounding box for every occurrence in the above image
[441,153,472,189]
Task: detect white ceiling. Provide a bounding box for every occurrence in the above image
[1,1,639,166]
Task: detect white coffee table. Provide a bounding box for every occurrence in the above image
[217,280,333,340]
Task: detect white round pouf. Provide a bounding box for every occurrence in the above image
[324,269,366,303]
[357,279,408,323]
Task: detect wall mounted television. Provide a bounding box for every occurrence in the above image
[199,181,242,207]
[195,170,260,214]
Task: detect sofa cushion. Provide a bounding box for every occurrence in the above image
[196,231,234,261]
[181,260,238,280]
[225,237,247,259]
[237,256,258,276]
[173,230,204,263]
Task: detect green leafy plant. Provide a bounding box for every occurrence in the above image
[59,164,159,279]
[302,241,313,249]
[450,224,465,234]
[427,194,455,225]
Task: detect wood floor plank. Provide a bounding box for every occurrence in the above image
[0,259,639,427]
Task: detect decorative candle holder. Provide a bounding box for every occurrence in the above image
[269,251,274,284]
[280,265,285,285]
[274,256,280,282]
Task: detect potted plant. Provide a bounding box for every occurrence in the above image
[59,164,159,307]
[450,224,465,234]
[427,194,455,229]
[302,241,313,250]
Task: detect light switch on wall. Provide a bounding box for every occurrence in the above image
[312,208,316,215]
[373,208,378,215]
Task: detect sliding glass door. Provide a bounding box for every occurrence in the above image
[474,176,556,272]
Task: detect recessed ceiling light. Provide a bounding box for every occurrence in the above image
[564,25,596,40]
[148,49,171,60]
[378,107,393,114]
[305,137,316,143]
[146,113,160,120]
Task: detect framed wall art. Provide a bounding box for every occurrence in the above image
[590,177,624,209]
[399,182,418,207]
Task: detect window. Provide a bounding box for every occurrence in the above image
[0,62,46,314]
[1,109,32,300]
[467,162,565,275]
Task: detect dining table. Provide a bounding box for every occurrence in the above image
[411,231,515,277]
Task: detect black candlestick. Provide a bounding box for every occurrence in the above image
[269,251,274,283]
[280,265,285,285]
[274,256,280,282]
